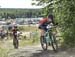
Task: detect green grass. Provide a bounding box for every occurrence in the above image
[18,25,40,47]
[20,37,40,47]
[19,32,40,47]
[18,25,38,32]
[0,47,9,57]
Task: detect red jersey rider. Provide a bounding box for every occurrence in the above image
[38,15,54,37]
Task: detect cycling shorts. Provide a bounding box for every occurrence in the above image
[38,24,48,31]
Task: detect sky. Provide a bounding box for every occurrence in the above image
[0,0,43,9]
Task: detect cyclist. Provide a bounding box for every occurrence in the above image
[0,28,6,40]
[38,15,55,39]
[12,25,19,49]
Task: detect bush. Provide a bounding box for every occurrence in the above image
[53,0,75,47]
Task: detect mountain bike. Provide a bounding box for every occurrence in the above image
[40,24,58,52]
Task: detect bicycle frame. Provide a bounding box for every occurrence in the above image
[44,29,52,44]
[44,23,56,43]
[40,24,58,51]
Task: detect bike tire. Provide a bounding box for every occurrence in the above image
[50,34,58,52]
[40,36,48,50]
[13,38,19,49]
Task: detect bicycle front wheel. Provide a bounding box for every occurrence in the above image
[13,38,19,49]
[40,36,48,50]
[50,34,58,52]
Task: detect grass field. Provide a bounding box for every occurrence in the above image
[0,47,9,57]
[18,25,39,32]
[18,25,40,47]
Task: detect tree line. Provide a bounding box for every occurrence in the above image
[0,8,43,19]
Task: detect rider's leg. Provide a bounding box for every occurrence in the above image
[40,29,45,37]
[39,25,46,38]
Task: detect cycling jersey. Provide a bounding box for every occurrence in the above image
[39,18,48,25]
[12,28,18,36]
[38,18,49,31]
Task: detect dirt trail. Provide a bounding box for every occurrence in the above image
[1,39,75,57]
[8,44,75,57]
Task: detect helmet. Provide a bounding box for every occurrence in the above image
[48,15,53,20]
[48,14,55,24]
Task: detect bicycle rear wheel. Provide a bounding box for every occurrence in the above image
[40,36,48,50]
